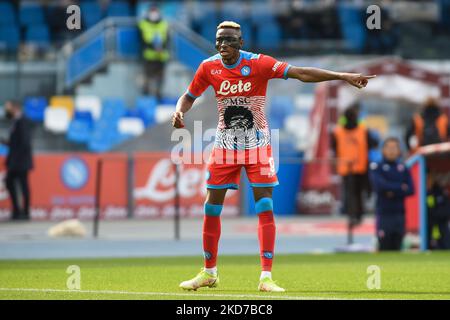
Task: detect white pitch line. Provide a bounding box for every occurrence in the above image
[0,287,349,300]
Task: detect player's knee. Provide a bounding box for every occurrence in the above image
[255,197,273,215]
[204,202,223,216]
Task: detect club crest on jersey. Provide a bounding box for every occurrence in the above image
[217,80,251,95]
[240,66,251,76]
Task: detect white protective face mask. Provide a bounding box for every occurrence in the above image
[148,11,161,22]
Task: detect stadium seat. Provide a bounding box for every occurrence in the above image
[25,25,51,48]
[106,1,132,17]
[66,119,93,144]
[0,26,20,52]
[256,22,281,49]
[200,20,219,43]
[125,108,146,121]
[24,96,48,122]
[80,2,103,29]
[118,117,145,136]
[159,97,178,105]
[0,2,16,26]
[222,1,250,21]
[66,111,94,143]
[237,21,253,48]
[88,132,115,152]
[101,98,127,120]
[50,96,74,118]
[160,1,183,20]
[135,96,157,126]
[338,4,366,52]
[19,3,45,27]
[250,0,275,25]
[74,110,94,125]
[44,107,70,133]
[136,1,151,19]
[75,95,102,120]
[88,119,121,152]
[155,105,175,124]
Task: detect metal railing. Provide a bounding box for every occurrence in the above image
[56,17,215,94]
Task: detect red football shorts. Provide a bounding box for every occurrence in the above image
[206,145,278,189]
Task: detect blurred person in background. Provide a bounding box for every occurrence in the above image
[369,137,414,251]
[138,5,169,100]
[331,104,378,227]
[426,172,450,250]
[0,100,34,221]
[405,97,450,152]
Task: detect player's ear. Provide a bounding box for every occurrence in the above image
[239,38,244,49]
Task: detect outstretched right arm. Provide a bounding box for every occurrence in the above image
[172,93,195,128]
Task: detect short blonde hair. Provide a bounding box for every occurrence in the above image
[217,21,241,30]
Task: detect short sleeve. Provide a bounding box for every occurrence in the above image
[187,62,210,99]
[258,54,291,80]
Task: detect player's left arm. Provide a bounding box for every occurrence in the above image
[287,66,376,89]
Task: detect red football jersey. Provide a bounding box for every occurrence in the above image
[186,50,291,150]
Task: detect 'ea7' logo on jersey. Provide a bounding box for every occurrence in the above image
[272,61,282,72]
[217,80,252,96]
[240,66,251,76]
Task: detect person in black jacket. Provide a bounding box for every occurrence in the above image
[1,100,34,221]
[426,173,450,250]
[369,137,414,251]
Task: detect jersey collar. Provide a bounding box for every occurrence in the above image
[221,51,242,69]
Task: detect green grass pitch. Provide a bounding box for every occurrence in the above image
[1,252,449,300]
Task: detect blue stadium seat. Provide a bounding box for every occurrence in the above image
[19,3,45,26]
[74,110,94,125]
[88,119,121,152]
[88,132,114,152]
[256,22,281,49]
[24,97,48,122]
[338,4,367,52]
[237,21,253,48]
[342,26,367,52]
[136,96,157,127]
[25,25,51,48]
[136,1,151,19]
[67,119,93,144]
[0,26,20,52]
[249,0,275,26]
[159,97,178,105]
[160,1,182,20]
[106,1,132,17]
[80,2,103,29]
[101,98,127,119]
[200,20,219,42]
[0,2,16,26]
